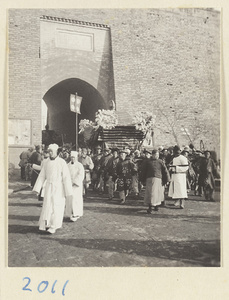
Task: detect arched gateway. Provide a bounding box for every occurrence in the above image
[43,78,107,145]
[40,16,115,147]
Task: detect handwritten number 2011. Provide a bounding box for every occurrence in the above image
[22,277,69,296]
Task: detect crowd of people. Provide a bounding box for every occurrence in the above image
[18,142,220,234]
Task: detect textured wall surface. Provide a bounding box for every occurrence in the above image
[40,17,115,106]
[8,8,220,165]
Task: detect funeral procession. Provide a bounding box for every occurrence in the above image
[8,8,221,267]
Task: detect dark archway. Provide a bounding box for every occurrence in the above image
[43,78,107,145]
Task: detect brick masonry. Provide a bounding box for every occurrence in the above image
[8,8,220,166]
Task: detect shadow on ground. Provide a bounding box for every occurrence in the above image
[8,202,40,207]
[8,224,39,234]
[40,237,220,267]
[8,215,39,222]
[83,205,219,222]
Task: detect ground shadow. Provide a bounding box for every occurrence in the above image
[84,195,145,207]
[9,192,36,199]
[8,215,39,222]
[41,237,220,267]
[8,202,41,207]
[8,224,39,234]
[83,205,220,222]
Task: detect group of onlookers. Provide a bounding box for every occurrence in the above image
[18,142,220,234]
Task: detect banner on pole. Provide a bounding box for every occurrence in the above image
[70,93,82,113]
[70,94,76,112]
[76,96,82,114]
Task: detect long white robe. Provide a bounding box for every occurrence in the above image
[168,155,189,199]
[33,157,73,231]
[33,158,48,197]
[66,161,85,217]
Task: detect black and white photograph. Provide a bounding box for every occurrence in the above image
[7,7,221,271]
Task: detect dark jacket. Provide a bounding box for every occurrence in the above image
[140,158,170,186]
[199,157,218,189]
[116,159,137,179]
[106,156,120,179]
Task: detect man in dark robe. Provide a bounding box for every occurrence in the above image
[198,150,219,201]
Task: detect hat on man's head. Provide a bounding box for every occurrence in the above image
[134,150,140,155]
[111,147,119,153]
[173,145,181,154]
[183,145,190,152]
[48,143,59,152]
[204,150,211,155]
[125,148,131,155]
[119,149,127,154]
[152,149,159,155]
[182,149,189,154]
[95,145,102,149]
[71,151,78,157]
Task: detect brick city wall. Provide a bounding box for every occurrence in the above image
[8,8,220,166]
[40,17,115,107]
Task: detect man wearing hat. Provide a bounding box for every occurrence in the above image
[116,149,137,204]
[158,146,164,158]
[144,149,151,160]
[106,148,120,199]
[78,148,94,196]
[198,150,219,201]
[98,145,113,194]
[33,143,73,234]
[133,149,144,195]
[140,149,170,213]
[19,147,33,180]
[66,151,85,222]
[189,149,205,196]
[91,145,103,191]
[28,145,42,188]
[168,145,189,208]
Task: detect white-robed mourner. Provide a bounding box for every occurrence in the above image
[168,146,189,208]
[32,152,49,198]
[33,144,73,234]
[66,151,85,222]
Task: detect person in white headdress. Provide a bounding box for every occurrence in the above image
[66,151,85,222]
[33,143,73,234]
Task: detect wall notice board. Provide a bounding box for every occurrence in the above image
[8,119,31,146]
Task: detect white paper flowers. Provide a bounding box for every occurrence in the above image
[133,111,156,134]
[95,109,118,129]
